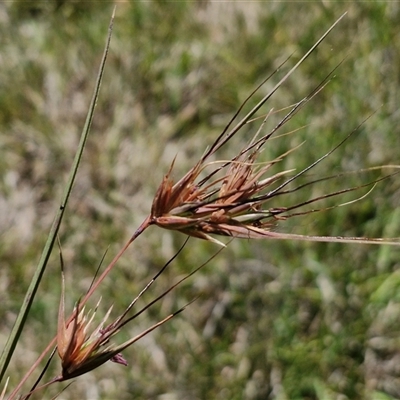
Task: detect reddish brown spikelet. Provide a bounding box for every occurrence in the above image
[56,265,128,380]
[149,123,296,246]
[57,296,124,380]
[149,71,400,247]
[55,264,190,381]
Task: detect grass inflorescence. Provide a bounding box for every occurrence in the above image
[1,2,400,399]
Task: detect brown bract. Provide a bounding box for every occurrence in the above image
[56,257,129,381]
[55,259,190,382]
[57,296,126,380]
[150,132,295,246]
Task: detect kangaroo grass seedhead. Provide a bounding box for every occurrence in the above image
[150,118,298,246]
[56,256,128,381]
[148,15,350,246]
[56,288,184,382]
[150,99,400,247]
[54,239,196,383]
[149,13,400,247]
[57,300,126,380]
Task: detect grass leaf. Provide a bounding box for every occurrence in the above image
[1,7,116,391]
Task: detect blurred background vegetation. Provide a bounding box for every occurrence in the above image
[0,1,400,399]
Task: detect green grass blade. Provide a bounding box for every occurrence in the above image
[0,8,115,383]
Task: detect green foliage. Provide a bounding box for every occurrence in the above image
[1,1,400,399]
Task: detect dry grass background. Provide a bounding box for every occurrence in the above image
[1,1,400,399]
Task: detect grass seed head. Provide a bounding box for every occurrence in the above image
[150,128,295,246]
[57,298,126,380]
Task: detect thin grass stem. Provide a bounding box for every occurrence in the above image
[6,8,116,399]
